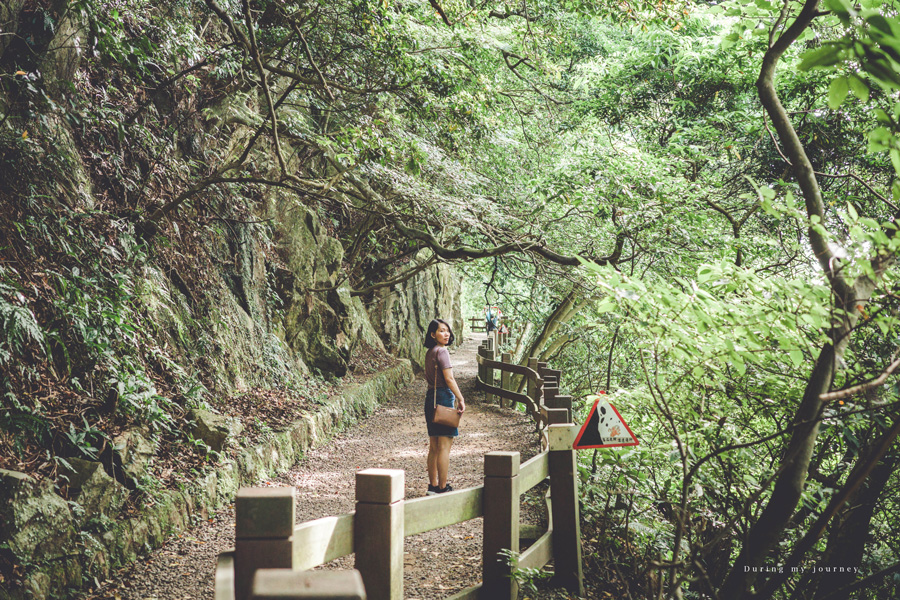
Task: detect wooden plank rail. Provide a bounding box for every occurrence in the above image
[473,378,532,406]
[475,353,541,378]
[519,529,554,571]
[519,451,550,493]
[293,514,355,571]
[405,486,484,535]
[216,449,578,600]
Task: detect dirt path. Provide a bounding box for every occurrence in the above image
[85,333,543,600]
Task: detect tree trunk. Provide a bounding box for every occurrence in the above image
[514,290,588,392]
[719,337,842,597]
[809,436,899,599]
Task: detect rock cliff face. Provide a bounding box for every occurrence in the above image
[369,259,465,370]
[0,2,464,598]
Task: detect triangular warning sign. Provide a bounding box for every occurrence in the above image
[573,394,638,449]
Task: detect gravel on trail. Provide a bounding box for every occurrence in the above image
[82,333,546,600]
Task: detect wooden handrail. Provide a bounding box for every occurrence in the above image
[215,552,235,600]
[519,451,550,493]
[519,529,553,570]
[474,376,532,406]
[293,513,355,570]
[446,583,481,600]
[475,353,540,379]
[405,486,484,535]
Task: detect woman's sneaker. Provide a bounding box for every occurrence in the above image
[427,484,439,496]
[436,484,453,494]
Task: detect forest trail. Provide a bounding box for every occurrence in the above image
[84,333,543,600]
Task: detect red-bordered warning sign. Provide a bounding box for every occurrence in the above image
[573,394,639,449]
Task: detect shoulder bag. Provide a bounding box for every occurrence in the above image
[431,348,461,428]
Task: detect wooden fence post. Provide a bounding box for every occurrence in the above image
[545,407,568,426]
[544,383,559,406]
[546,395,573,424]
[251,570,367,599]
[355,469,404,600]
[548,424,584,596]
[235,487,296,600]
[500,352,511,409]
[477,344,484,386]
[526,357,537,401]
[486,337,496,404]
[482,451,520,600]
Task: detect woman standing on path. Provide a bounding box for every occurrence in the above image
[424,318,466,495]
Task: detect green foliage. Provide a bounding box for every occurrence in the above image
[63,416,108,461]
[0,278,45,368]
[3,0,900,596]
[498,548,552,596]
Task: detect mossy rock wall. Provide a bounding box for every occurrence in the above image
[0,361,412,600]
[369,260,465,370]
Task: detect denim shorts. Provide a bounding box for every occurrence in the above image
[424,387,458,437]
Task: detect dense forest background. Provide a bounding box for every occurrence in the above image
[2,0,900,598]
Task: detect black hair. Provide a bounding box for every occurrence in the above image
[423,318,455,348]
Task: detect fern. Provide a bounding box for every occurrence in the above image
[0,293,46,365]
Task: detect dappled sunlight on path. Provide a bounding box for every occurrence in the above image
[84,332,542,600]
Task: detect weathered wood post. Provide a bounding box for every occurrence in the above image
[478,341,490,387]
[547,420,584,596]
[526,357,538,402]
[235,487,296,600]
[354,468,404,600]
[482,451,520,600]
[547,395,573,424]
[544,382,559,406]
[500,352,511,409]
[485,336,496,404]
[216,552,236,600]
[477,344,484,386]
[251,570,367,600]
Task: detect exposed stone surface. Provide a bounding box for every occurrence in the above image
[271,200,386,377]
[0,1,24,57]
[188,408,244,453]
[0,469,76,563]
[40,0,86,86]
[112,429,155,483]
[63,458,128,521]
[369,257,465,369]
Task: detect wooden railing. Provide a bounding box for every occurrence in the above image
[468,316,517,338]
[215,429,582,599]
[475,331,573,449]
[215,329,583,600]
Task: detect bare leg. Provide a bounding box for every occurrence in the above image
[436,436,453,488]
[427,437,440,487]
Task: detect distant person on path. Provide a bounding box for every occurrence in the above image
[485,306,498,333]
[424,318,466,495]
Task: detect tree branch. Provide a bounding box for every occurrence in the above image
[820,351,900,401]
[428,0,453,27]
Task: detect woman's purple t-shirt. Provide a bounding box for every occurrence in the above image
[425,346,452,389]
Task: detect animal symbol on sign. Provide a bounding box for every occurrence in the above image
[596,403,620,442]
